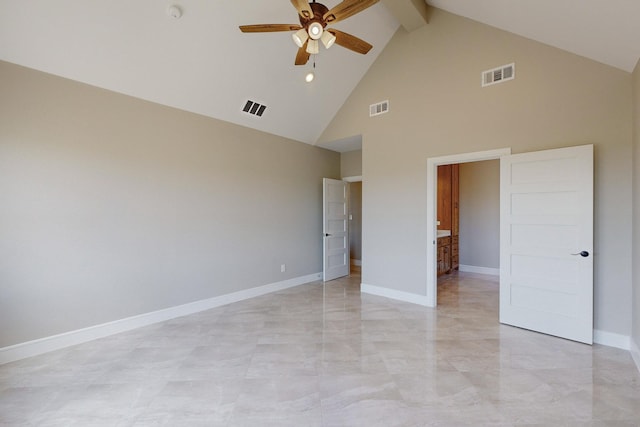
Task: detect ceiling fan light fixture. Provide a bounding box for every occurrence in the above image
[306,39,319,55]
[308,22,323,40]
[320,30,336,49]
[239,0,378,66]
[292,28,308,48]
[305,72,315,83]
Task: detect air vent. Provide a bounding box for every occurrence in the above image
[242,100,267,117]
[369,100,389,117]
[482,63,515,87]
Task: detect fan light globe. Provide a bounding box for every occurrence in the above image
[320,31,336,49]
[292,28,308,48]
[306,39,319,55]
[308,22,323,40]
[305,72,315,83]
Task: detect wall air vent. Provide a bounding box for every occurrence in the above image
[482,63,515,87]
[242,100,267,117]
[369,100,389,117]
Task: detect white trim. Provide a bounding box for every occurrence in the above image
[343,175,362,183]
[593,329,630,350]
[361,283,429,306]
[631,338,640,373]
[0,272,321,365]
[351,259,362,266]
[426,148,511,307]
[459,264,500,276]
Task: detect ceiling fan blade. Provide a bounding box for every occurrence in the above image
[327,29,373,54]
[295,41,311,65]
[323,0,379,24]
[239,24,302,33]
[291,0,314,19]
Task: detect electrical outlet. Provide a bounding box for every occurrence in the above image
[280,264,286,273]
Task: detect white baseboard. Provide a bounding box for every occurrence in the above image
[593,329,630,350]
[459,265,500,276]
[351,259,362,266]
[0,272,322,365]
[631,338,640,373]
[361,283,429,307]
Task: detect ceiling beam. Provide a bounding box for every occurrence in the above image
[381,0,429,32]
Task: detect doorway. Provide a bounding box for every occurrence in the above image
[427,145,594,344]
[348,181,362,270]
[343,176,362,272]
[436,160,501,307]
[426,148,511,306]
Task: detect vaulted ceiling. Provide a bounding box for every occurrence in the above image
[1,1,639,150]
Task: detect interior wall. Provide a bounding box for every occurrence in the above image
[632,58,640,356]
[459,160,499,270]
[341,150,363,177]
[0,61,340,348]
[349,182,363,263]
[319,9,633,337]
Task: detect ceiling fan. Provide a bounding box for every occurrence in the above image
[239,0,379,65]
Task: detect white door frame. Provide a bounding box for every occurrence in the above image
[426,148,511,307]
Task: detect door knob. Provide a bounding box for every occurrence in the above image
[324,233,332,237]
[571,251,589,257]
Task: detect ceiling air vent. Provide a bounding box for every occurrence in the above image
[242,100,267,117]
[369,100,389,117]
[482,63,515,87]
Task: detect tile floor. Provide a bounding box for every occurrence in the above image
[1,269,639,426]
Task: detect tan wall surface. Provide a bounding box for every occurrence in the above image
[319,9,633,336]
[0,61,340,347]
[459,160,499,270]
[341,150,363,178]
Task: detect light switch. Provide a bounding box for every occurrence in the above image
[349,214,353,220]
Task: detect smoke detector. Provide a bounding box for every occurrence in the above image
[166,5,182,19]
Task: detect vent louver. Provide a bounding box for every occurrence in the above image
[369,100,389,117]
[482,63,515,87]
[242,100,267,117]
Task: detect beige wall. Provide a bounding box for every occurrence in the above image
[459,160,499,270]
[633,59,640,354]
[341,150,363,178]
[320,9,633,336]
[0,61,340,347]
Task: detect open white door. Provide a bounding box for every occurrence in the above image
[323,178,349,282]
[500,144,593,344]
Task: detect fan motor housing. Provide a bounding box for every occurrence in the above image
[299,2,329,28]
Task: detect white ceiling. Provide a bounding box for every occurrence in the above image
[0,0,399,145]
[1,1,639,150]
[428,0,640,73]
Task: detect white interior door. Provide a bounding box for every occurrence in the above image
[500,144,593,344]
[323,178,349,282]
